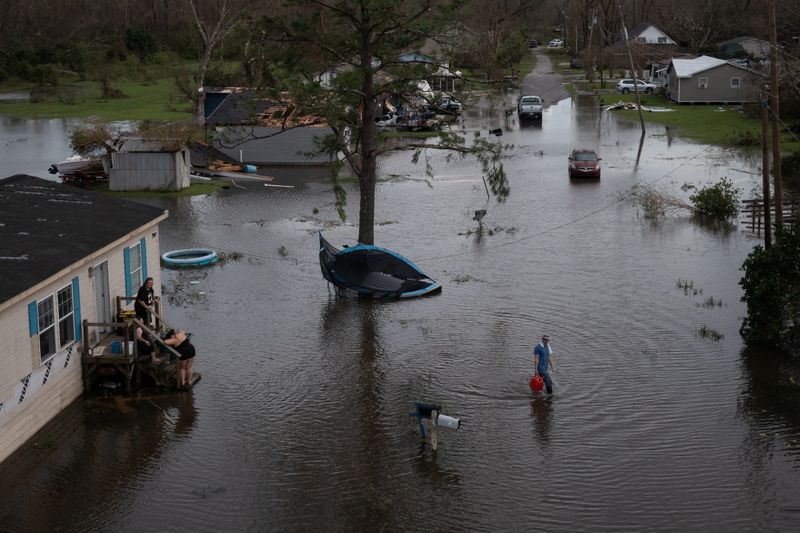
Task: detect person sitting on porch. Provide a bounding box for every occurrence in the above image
[135,326,161,364]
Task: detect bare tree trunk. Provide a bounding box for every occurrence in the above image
[193,46,212,125]
[358,20,377,245]
[769,0,783,236]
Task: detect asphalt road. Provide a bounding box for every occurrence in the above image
[520,48,570,107]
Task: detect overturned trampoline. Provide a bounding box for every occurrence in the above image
[319,233,442,299]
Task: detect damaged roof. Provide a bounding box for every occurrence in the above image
[0,175,167,305]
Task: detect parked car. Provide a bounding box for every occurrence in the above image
[375,112,398,127]
[529,39,539,48]
[568,149,601,178]
[548,38,564,48]
[517,95,543,120]
[615,79,656,94]
[439,95,462,114]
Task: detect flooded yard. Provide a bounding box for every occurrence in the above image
[1,94,799,531]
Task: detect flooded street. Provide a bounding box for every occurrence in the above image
[2,93,800,531]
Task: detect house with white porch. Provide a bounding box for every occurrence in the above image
[0,175,167,465]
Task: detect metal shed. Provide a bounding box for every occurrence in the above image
[109,138,190,191]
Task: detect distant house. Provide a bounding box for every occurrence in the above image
[666,55,761,103]
[0,175,166,465]
[606,23,681,72]
[213,126,335,166]
[623,23,678,45]
[719,36,771,60]
[203,88,333,167]
[108,138,191,191]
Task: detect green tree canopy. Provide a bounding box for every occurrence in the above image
[260,0,509,245]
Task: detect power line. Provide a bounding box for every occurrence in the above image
[162,145,714,267]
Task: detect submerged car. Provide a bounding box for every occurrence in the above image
[568,149,601,178]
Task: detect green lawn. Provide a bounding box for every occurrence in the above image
[98,180,228,197]
[604,93,799,153]
[0,78,192,120]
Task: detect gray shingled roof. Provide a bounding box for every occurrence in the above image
[213,126,336,165]
[0,175,166,304]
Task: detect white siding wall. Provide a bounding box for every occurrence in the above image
[0,223,163,465]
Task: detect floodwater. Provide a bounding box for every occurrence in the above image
[2,94,800,531]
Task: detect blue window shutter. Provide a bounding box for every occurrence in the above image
[140,237,148,280]
[72,277,82,341]
[28,301,39,336]
[123,246,132,298]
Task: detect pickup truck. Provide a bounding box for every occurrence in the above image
[517,95,543,120]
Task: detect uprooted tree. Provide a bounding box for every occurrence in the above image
[259,0,509,245]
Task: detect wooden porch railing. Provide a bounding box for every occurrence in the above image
[740,195,799,235]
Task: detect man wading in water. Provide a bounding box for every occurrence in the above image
[534,335,557,394]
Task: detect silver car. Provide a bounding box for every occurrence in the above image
[615,79,656,94]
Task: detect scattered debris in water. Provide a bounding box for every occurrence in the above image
[605,101,675,113]
[278,245,289,257]
[451,274,483,284]
[697,324,724,341]
[459,225,517,237]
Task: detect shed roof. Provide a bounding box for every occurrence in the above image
[110,137,186,153]
[0,175,166,305]
[719,36,768,47]
[670,55,729,77]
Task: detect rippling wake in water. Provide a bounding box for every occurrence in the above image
[1,97,799,531]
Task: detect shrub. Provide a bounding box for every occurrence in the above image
[125,29,158,62]
[781,152,800,179]
[31,64,59,86]
[740,222,800,351]
[687,177,741,219]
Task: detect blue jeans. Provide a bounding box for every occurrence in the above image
[538,369,553,393]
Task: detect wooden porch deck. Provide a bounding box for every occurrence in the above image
[81,297,200,395]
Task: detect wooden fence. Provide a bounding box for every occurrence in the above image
[740,195,800,234]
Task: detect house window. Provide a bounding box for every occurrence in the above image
[698,77,708,89]
[57,285,75,347]
[636,37,646,43]
[658,37,667,43]
[730,77,741,89]
[36,285,76,362]
[38,297,56,360]
[129,242,143,294]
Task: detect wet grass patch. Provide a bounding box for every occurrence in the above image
[606,94,800,154]
[0,78,191,120]
[97,180,228,198]
[677,278,702,296]
[697,324,724,341]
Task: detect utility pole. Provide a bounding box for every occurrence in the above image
[619,4,645,135]
[769,0,784,236]
[761,85,772,249]
[585,12,595,81]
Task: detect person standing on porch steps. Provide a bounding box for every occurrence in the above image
[135,277,158,325]
[534,334,557,394]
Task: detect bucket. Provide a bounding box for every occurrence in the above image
[127,341,134,354]
[436,414,461,430]
[529,375,544,392]
[111,341,122,354]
